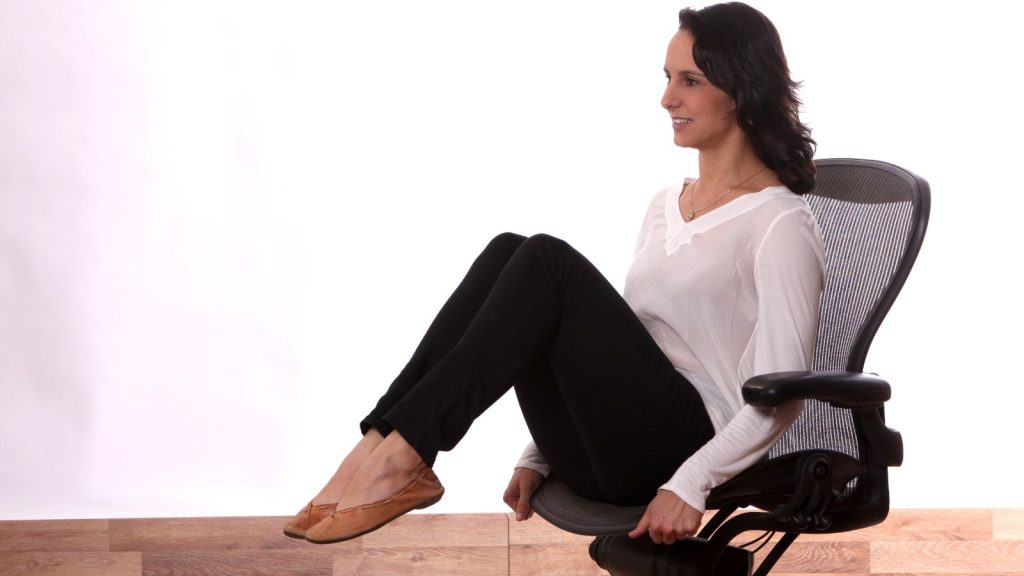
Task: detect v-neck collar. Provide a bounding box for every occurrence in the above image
[663,181,791,255]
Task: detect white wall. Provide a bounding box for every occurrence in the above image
[1,0,1020,520]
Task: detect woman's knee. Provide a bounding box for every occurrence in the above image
[476,233,527,265]
[487,232,528,253]
[489,232,572,255]
[521,233,585,266]
[522,233,572,254]
[485,232,580,272]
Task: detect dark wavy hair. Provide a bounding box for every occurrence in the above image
[679,3,816,194]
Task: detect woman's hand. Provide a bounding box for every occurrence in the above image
[503,467,544,521]
[628,489,702,545]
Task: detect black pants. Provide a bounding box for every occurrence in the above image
[361,233,714,506]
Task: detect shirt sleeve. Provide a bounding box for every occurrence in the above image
[659,207,825,512]
[515,441,551,476]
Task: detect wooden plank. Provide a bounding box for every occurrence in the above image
[509,544,606,576]
[359,513,506,548]
[993,508,1024,540]
[705,509,993,544]
[3,508,1022,575]
[0,520,110,552]
[508,515,596,546]
[871,540,1024,573]
[332,546,508,576]
[141,551,332,576]
[794,509,993,543]
[761,541,869,574]
[508,515,603,576]
[0,551,140,576]
[109,516,345,552]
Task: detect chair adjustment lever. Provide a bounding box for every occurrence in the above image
[767,454,851,532]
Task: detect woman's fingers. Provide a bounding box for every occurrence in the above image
[504,491,519,511]
[505,468,542,521]
[629,490,701,544]
[502,479,520,512]
[627,510,651,539]
[515,488,532,521]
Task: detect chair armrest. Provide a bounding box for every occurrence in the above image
[742,370,891,409]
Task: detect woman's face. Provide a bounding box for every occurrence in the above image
[661,30,741,151]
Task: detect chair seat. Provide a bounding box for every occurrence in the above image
[531,478,646,536]
[531,450,867,537]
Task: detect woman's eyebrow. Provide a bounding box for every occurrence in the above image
[664,67,708,77]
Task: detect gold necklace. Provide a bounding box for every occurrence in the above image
[686,166,769,221]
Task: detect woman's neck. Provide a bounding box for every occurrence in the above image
[696,143,767,192]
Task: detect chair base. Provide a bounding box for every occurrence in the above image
[589,534,752,576]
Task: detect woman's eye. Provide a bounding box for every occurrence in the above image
[684,77,699,87]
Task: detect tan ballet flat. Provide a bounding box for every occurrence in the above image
[283,501,337,538]
[304,467,444,544]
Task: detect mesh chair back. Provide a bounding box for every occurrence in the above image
[770,160,929,471]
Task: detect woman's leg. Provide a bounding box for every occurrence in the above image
[445,234,715,504]
[376,234,713,502]
[304,233,713,541]
[513,285,714,505]
[360,232,527,437]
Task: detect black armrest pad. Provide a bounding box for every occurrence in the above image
[742,370,891,408]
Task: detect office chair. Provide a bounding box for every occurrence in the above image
[530,158,931,576]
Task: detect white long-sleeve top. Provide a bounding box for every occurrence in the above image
[516,182,826,512]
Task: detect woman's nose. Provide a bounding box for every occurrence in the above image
[661,86,675,110]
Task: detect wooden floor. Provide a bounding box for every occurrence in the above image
[1,509,1023,575]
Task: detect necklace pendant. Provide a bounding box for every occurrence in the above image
[686,211,694,220]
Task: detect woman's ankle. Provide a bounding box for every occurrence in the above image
[378,430,426,472]
[310,429,389,504]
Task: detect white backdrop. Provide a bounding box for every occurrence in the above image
[1,0,1020,520]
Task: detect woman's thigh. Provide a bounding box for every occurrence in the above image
[514,235,714,505]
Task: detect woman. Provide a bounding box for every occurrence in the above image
[284,2,824,546]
